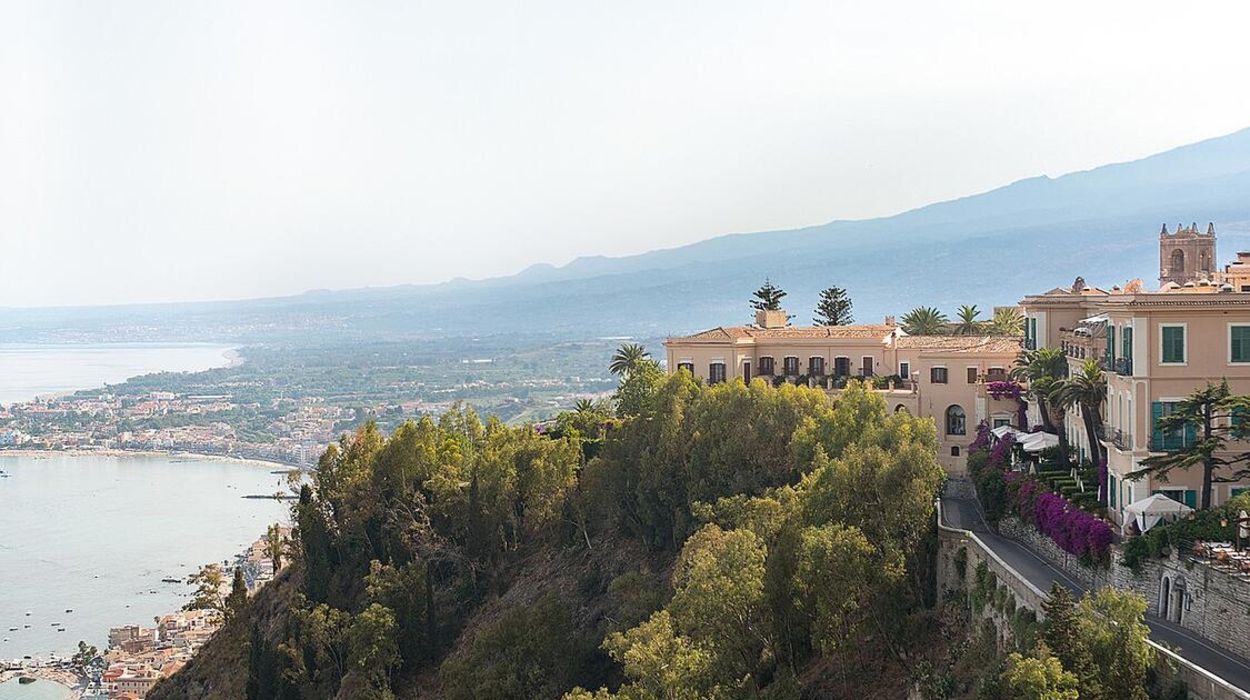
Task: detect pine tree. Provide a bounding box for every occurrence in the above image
[225,567,249,622]
[813,287,854,325]
[750,279,787,311]
[1041,583,1081,672]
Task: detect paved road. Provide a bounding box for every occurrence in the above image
[941,495,1250,694]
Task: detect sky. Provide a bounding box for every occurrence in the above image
[3,1,1250,308]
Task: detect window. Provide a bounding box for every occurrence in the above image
[1161,325,1186,364]
[758,356,775,376]
[899,361,910,379]
[986,367,1007,382]
[950,446,960,457]
[708,362,726,384]
[945,405,966,435]
[1106,325,1116,366]
[783,356,799,375]
[931,367,948,384]
[676,362,694,374]
[861,356,874,377]
[1154,488,1196,509]
[992,417,1011,428]
[1232,326,1250,364]
[966,367,979,384]
[1151,401,1196,450]
[808,356,825,376]
[1109,474,1117,508]
[1122,326,1134,365]
[833,357,851,378]
[742,361,751,383]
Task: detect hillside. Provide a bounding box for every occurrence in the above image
[6,128,1250,344]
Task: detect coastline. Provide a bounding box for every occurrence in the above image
[0,667,83,697]
[0,447,295,472]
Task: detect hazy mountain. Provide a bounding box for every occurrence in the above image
[6,127,1250,344]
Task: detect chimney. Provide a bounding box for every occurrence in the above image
[884,315,896,326]
[754,309,789,329]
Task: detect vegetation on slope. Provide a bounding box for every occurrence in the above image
[151,368,958,699]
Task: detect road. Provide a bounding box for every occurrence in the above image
[941,494,1250,694]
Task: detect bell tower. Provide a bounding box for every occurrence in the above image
[1159,222,1216,287]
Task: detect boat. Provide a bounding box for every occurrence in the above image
[65,609,73,613]
[161,577,182,584]
[8,627,16,631]
[18,676,35,684]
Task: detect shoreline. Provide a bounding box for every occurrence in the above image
[0,667,84,697]
[0,447,296,471]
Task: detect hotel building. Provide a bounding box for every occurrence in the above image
[663,309,1021,474]
[1020,222,1250,526]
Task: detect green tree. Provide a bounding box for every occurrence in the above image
[613,358,665,418]
[813,286,853,325]
[991,307,1024,336]
[571,610,717,700]
[900,306,948,335]
[1040,583,1085,675]
[341,603,399,698]
[1129,380,1246,509]
[750,279,787,312]
[1073,588,1154,700]
[955,304,982,335]
[610,343,652,377]
[71,640,98,670]
[184,563,226,613]
[224,567,249,623]
[1053,358,1107,471]
[265,522,285,575]
[1000,643,1079,700]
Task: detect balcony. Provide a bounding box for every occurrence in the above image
[1103,426,1132,451]
[1112,357,1132,376]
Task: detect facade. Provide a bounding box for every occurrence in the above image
[1021,223,1250,528]
[663,310,1021,474]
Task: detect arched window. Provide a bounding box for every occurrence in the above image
[951,446,961,457]
[945,405,966,436]
[894,404,910,415]
[1170,248,1185,274]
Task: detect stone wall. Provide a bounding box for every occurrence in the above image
[937,504,1250,700]
[998,516,1250,660]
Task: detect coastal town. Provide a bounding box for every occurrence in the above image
[0,528,290,699]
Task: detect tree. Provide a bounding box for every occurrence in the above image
[1010,347,1071,460]
[610,343,652,377]
[813,287,853,326]
[184,563,226,613]
[1073,588,1154,700]
[265,522,285,575]
[1000,643,1078,700]
[344,603,400,696]
[71,640,98,670]
[1129,380,1245,510]
[613,359,664,417]
[955,304,982,335]
[991,307,1024,336]
[224,567,249,622]
[1040,583,1084,675]
[900,306,948,335]
[572,610,717,700]
[1053,358,1107,471]
[750,279,787,312]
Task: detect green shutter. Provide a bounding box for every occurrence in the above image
[1162,326,1185,363]
[1109,475,1117,507]
[1107,325,1116,365]
[1123,326,1133,368]
[1232,487,1248,498]
[1151,401,1164,450]
[1233,326,1250,363]
[1184,490,1197,508]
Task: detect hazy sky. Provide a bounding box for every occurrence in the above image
[3,1,1250,308]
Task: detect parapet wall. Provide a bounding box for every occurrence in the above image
[936,501,1249,700]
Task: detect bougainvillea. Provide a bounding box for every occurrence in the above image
[969,421,991,451]
[1030,489,1113,564]
[988,433,1015,468]
[986,380,1023,401]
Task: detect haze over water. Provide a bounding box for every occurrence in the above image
[0,343,234,406]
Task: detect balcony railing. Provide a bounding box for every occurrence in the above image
[1113,357,1132,376]
[1103,426,1132,451]
[1024,338,1037,350]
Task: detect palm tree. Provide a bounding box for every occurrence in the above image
[1053,358,1108,470]
[990,307,1024,336]
[609,343,650,377]
[901,306,949,335]
[955,305,982,335]
[1010,347,1072,460]
[574,398,597,414]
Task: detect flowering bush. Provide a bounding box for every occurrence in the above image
[988,433,1015,468]
[969,421,991,451]
[986,380,1023,401]
[1030,489,1113,565]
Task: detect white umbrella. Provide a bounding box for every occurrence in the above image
[991,425,1017,440]
[1018,432,1060,453]
[1124,493,1193,533]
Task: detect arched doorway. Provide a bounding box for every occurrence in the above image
[1159,576,1171,619]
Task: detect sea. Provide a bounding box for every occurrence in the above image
[0,344,289,699]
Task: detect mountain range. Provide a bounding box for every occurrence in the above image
[6,127,1250,345]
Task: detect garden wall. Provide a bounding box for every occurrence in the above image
[999,516,1250,660]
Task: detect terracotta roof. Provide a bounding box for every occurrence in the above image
[671,324,899,342]
[896,335,1021,354]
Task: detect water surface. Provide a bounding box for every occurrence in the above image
[0,454,289,660]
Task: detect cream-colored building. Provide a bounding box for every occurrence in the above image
[663,309,1021,474]
[1021,222,1250,526]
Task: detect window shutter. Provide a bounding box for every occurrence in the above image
[1151,401,1163,450]
[1107,325,1116,364]
[1184,490,1197,508]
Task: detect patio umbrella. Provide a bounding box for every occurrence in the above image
[1124,493,1194,533]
